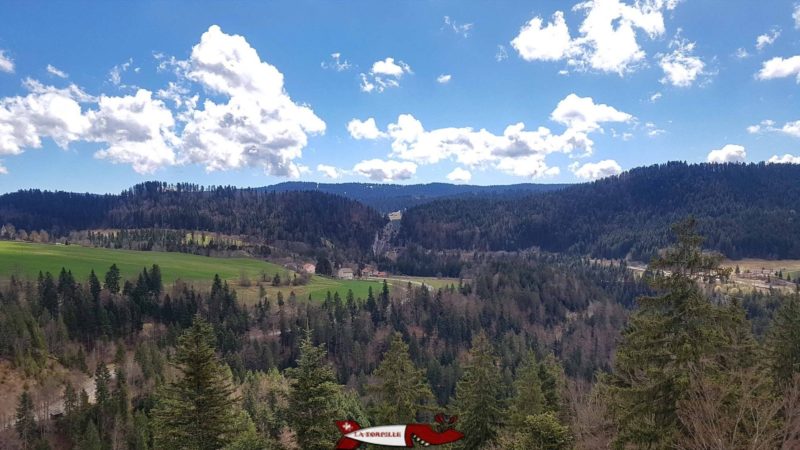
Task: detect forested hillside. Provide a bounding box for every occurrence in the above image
[262,181,567,213]
[4,222,800,449]
[0,182,386,255]
[398,162,800,260]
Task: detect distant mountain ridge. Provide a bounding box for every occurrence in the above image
[259,181,569,212]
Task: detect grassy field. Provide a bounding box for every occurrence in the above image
[0,241,383,303]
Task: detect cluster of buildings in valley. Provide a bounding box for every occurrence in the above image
[298,262,386,280]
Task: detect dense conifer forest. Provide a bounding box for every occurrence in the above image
[0,182,386,257]
[398,162,800,260]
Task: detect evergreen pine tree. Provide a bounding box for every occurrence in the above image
[16,390,38,450]
[453,333,503,450]
[602,218,753,447]
[104,264,121,294]
[509,352,545,428]
[80,421,103,450]
[151,317,239,450]
[371,333,435,423]
[765,295,800,386]
[287,331,341,450]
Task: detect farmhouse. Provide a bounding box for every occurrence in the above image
[302,263,316,274]
[337,267,354,280]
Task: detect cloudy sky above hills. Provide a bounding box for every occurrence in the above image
[0,0,798,192]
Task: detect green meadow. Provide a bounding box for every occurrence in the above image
[0,241,384,303]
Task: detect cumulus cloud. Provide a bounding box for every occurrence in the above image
[511,12,573,62]
[0,50,14,74]
[89,89,178,173]
[756,28,781,51]
[353,159,416,181]
[317,164,345,179]
[511,0,680,75]
[443,16,473,37]
[571,159,622,180]
[650,92,662,102]
[179,25,325,177]
[757,55,800,82]
[0,79,92,155]
[347,118,386,140]
[360,57,412,93]
[747,119,800,138]
[707,144,746,163]
[349,94,631,179]
[46,64,68,78]
[321,52,351,72]
[0,25,324,176]
[0,162,7,174]
[769,154,800,164]
[437,74,452,84]
[446,167,472,183]
[658,34,707,87]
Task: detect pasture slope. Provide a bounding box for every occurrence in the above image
[0,241,384,303]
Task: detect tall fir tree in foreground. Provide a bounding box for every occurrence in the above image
[765,295,800,386]
[453,332,503,450]
[287,331,341,450]
[151,316,239,450]
[371,332,435,423]
[602,218,756,447]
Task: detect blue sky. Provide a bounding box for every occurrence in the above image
[0,0,798,193]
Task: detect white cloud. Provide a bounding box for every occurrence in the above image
[443,16,473,38]
[0,25,324,177]
[321,52,351,72]
[347,118,386,140]
[795,3,800,29]
[650,92,662,102]
[550,93,632,134]
[757,55,800,82]
[88,89,177,174]
[511,0,680,75]
[496,45,509,62]
[0,50,14,74]
[783,120,800,138]
[46,64,68,78]
[437,74,452,84]
[360,57,412,93]
[353,159,416,181]
[769,154,800,164]
[511,12,573,62]
[109,58,134,86]
[644,122,666,137]
[747,119,800,138]
[756,28,781,51]
[571,159,622,180]
[317,164,345,179]
[352,94,631,179]
[0,79,92,155]
[735,48,750,59]
[0,162,7,174]
[179,25,325,177]
[658,34,706,87]
[446,167,472,183]
[707,144,746,163]
[497,155,561,178]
